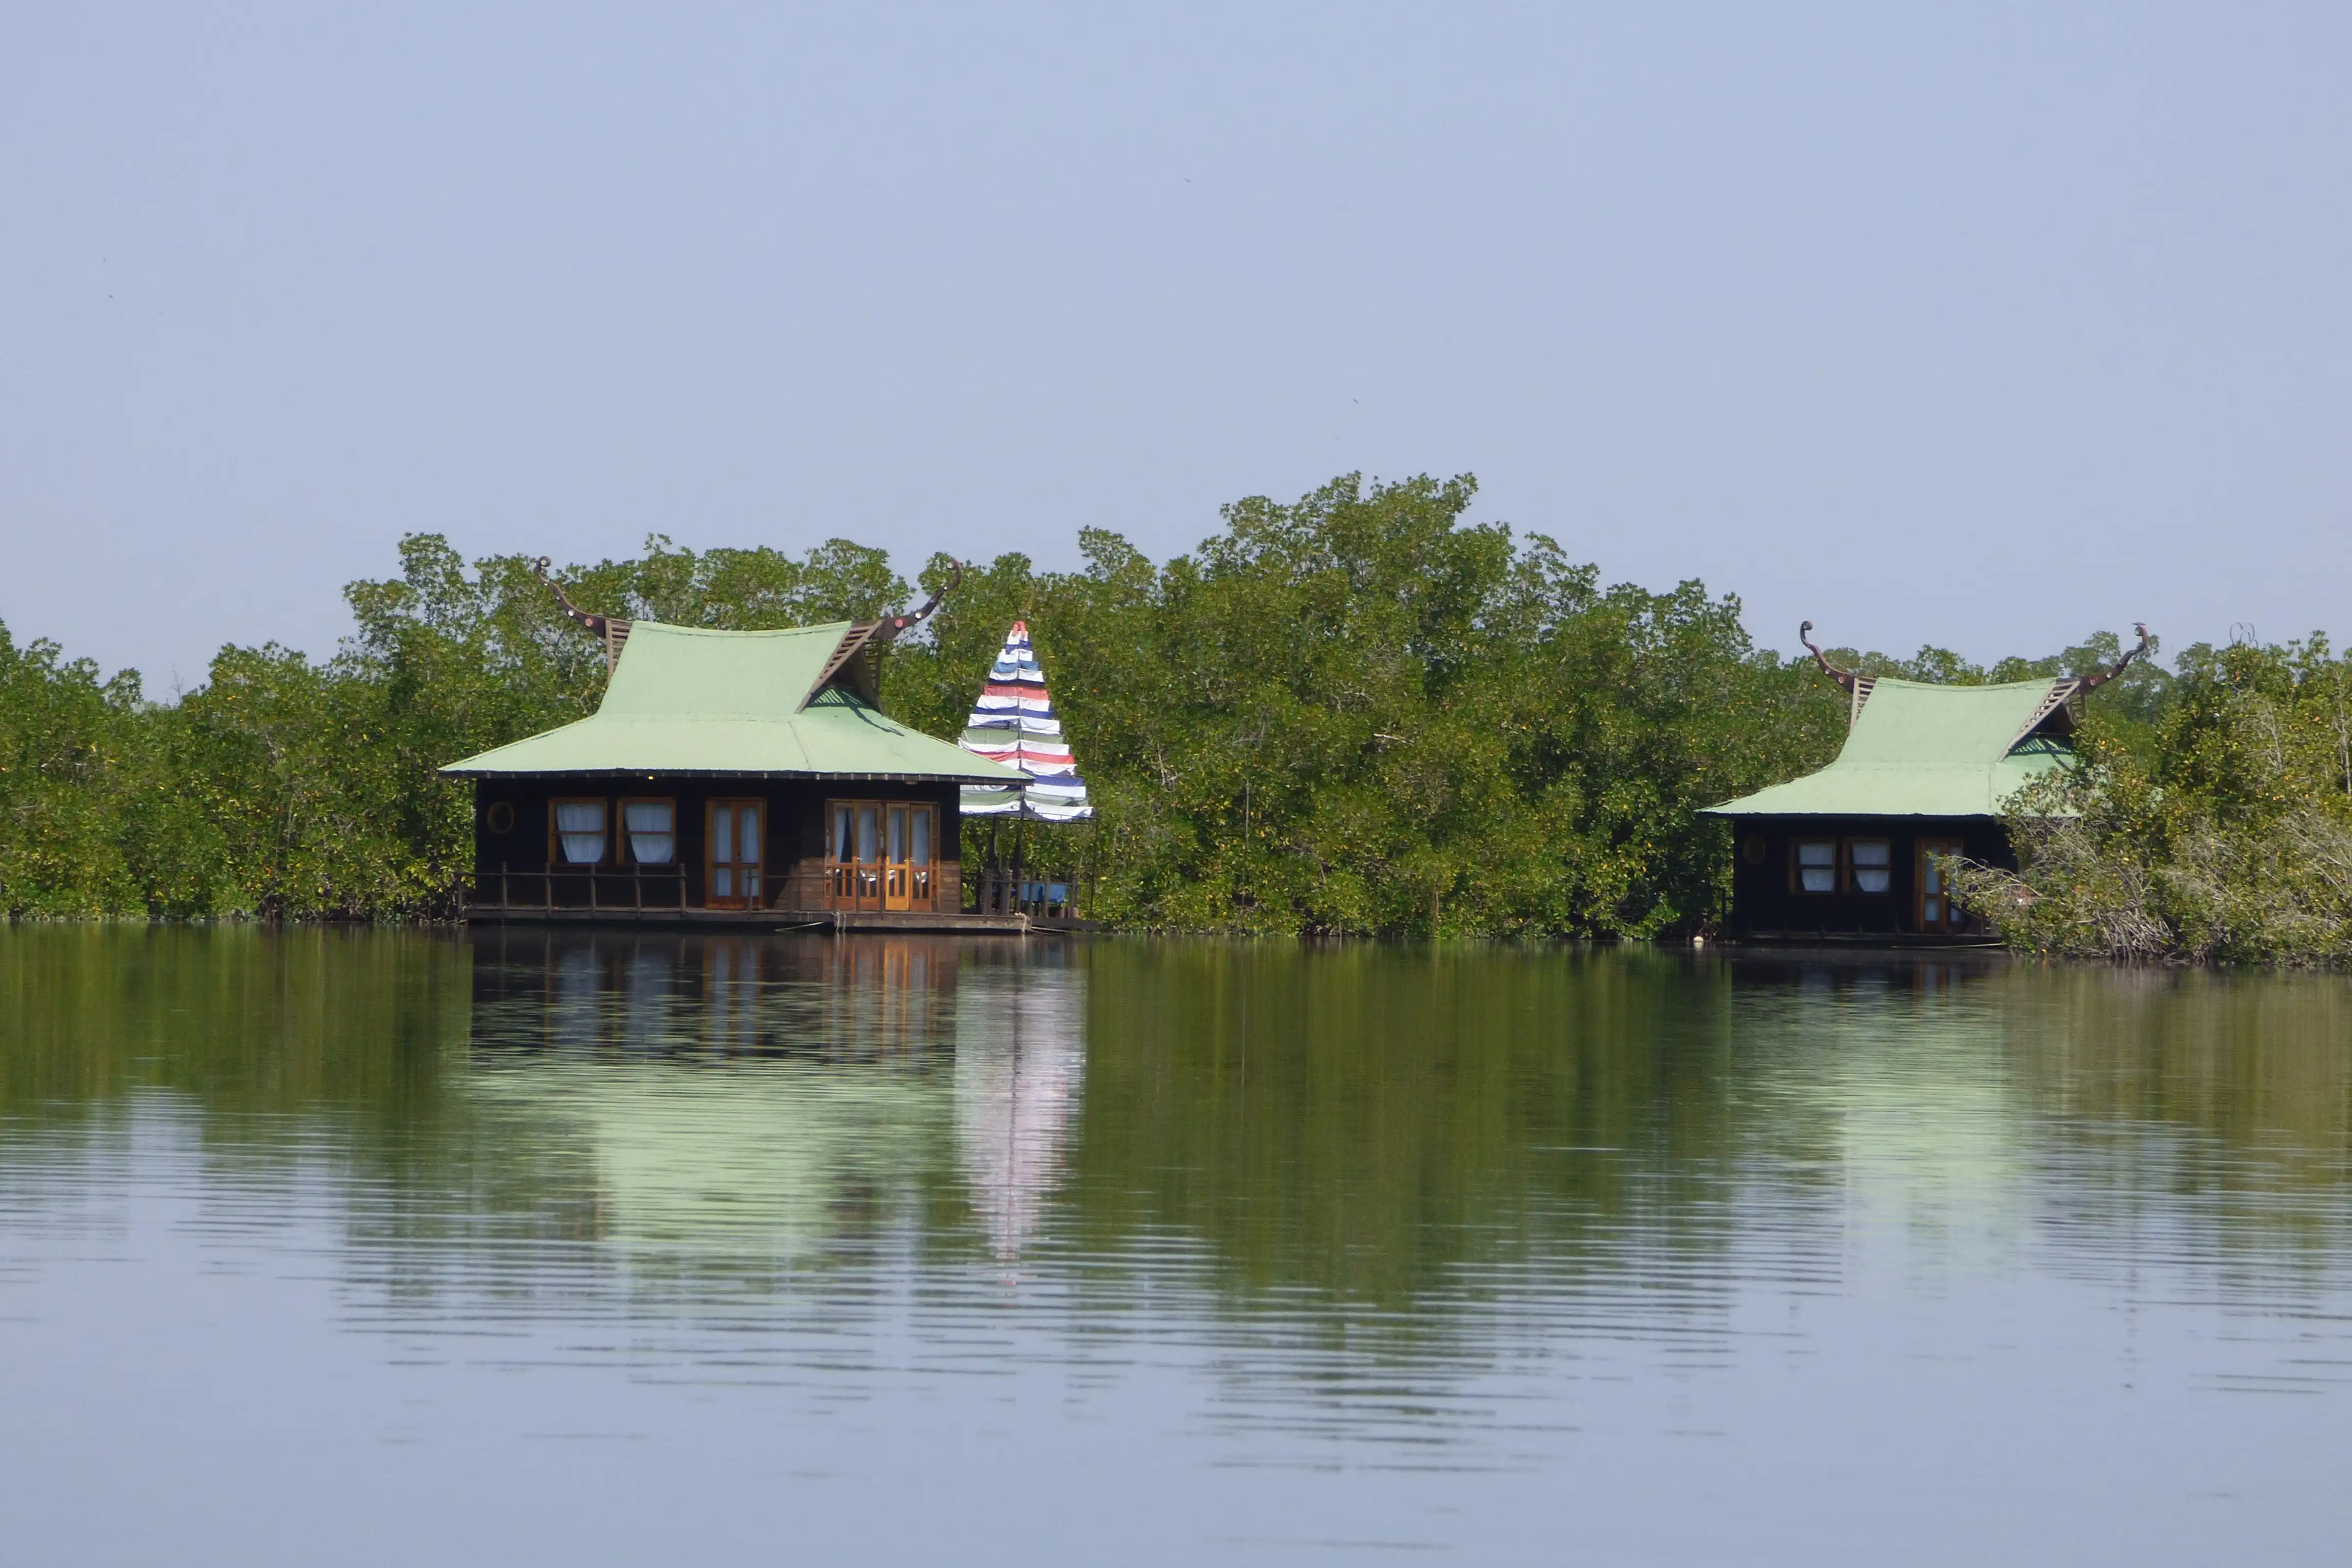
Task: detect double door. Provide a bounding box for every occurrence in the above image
[825,800,936,912]
[706,799,764,910]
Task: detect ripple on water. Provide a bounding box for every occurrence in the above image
[2,930,2351,1562]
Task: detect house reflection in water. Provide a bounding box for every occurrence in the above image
[463,929,1084,1266]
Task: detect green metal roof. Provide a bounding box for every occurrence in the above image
[440,620,1026,782]
[1703,677,2073,819]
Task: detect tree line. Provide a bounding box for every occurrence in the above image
[3,472,2345,955]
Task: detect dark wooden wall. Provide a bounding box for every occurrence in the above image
[471,777,963,912]
[1722,816,2014,938]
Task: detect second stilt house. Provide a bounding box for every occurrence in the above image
[1702,623,2148,942]
[444,562,1026,925]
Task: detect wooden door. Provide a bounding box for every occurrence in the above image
[824,799,912,911]
[884,805,913,910]
[906,804,934,911]
[825,801,856,908]
[1916,838,1964,934]
[872,805,937,911]
[707,798,765,910]
[855,802,880,908]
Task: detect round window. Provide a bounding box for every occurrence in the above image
[485,801,516,835]
[1741,836,1766,865]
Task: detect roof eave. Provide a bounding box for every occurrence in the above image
[1700,804,2003,820]
[440,768,1018,781]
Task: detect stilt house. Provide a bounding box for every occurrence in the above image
[1702,623,2148,942]
[443,564,1026,926]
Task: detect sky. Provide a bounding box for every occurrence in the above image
[3,2,2346,691]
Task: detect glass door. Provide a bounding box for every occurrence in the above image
[855,803,880,907]
[882,805,937,911]
[1916,838,1964,934]
[826,801,883,910]
[827,799,934,912]
[826,802,857,906]
[707,799,764,910]
[884,806,912,910]
[908,805,933,910]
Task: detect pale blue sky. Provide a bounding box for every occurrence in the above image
[4,3,2346,689]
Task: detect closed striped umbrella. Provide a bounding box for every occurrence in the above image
[960,621,1093,821]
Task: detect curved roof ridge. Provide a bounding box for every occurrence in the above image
[439,615,1020,783]
[607,619,853,639]
[1703,673,2076,820]
[1854,674,2064,693]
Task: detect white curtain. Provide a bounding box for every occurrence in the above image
[624,801,675,865]
[555,801,606,864]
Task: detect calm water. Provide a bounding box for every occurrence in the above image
[3,930,2350,1564]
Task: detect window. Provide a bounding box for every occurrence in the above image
[552,799,607,864]
[1794,839,1836,894]
[622,798,676,864]
[484,800,516,835]
[1847,839,1891,894]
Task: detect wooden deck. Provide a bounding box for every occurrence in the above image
[1729,929,2003,948]
[462,899,1079,934]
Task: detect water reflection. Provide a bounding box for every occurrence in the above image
[5,930,2352,1562]
[460,930,1083,1268]
[954,966,1085,1261]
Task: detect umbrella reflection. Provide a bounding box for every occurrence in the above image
[954,966,1086,1261]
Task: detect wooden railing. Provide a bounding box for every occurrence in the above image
[969,868,1078,919]
[822,860,938,912]
[468,863,696,914]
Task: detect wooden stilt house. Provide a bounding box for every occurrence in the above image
[1702,623,2148,943]
[444,564,1029,928]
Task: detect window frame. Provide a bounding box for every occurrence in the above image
[1790,836,1840,896]
[618,795,678,866]
[549,796,610,866]
[1844,837,1894,896]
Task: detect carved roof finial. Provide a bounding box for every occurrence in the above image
[1799,620,1860,695]
[804,560,965,708]
[536,556,611,636]
[868,559,963,647]
[535,557,633,673]
[2079,623,2152,692]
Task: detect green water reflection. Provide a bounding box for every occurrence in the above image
[3,928,2347,1313]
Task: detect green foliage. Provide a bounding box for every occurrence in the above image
[1953,636,2352,963]
[886,474,1844,936]
[0,625,148,915]
[0,532,913,921]
[9,475,2294,949]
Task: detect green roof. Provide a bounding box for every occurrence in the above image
[1703,677,2074,819]
[440,620,1025,782]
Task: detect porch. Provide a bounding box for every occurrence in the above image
[461,866,1065,933]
